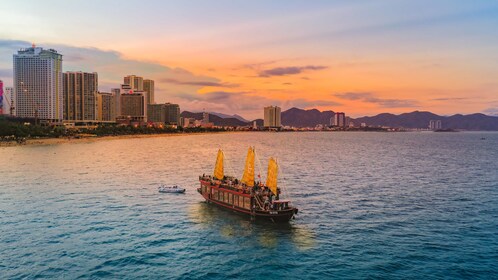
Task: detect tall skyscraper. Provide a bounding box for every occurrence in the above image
[264,106,281,128]
[97,92,116,121]
[333,112,346,127]
[124,75,143,91]
[13,46,63,122]
[63,72,98,121]
[143,79,155,104]
[147,103,180,124]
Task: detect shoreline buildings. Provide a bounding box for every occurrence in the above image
[13,46,63,123]
[264,105,281,128]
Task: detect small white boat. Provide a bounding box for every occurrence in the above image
[158,185,186,193]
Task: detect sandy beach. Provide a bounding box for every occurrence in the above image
[0,132,234,147]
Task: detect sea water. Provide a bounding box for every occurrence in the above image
[1,132,497,279]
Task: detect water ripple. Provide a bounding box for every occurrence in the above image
[0,132,497,279]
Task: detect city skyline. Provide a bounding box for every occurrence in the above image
[1,1,498,119]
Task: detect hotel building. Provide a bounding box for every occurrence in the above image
[13,46,63,122]
[119,92,146,122]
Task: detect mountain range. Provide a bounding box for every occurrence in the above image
[353,111,498,130]
[181,108,498,130]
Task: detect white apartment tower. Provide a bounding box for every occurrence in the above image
[264,106,281,128]
[14,46,63,122]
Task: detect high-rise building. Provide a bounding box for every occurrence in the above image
[97,92,116,121]
[124,75,143,91]
[147,103,180,124]
[63,72,98,121]
[143,79,154,104]
[429,120,442,130]
[264,106,281,128]
[333,112,346,127]
[120,92,146,122]
[14,46,63,122]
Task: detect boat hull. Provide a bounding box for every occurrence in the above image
[197,180,296,223]
[159,189,185,193]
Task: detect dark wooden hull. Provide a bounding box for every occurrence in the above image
[197,180,297,223]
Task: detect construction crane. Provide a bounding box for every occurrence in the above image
[4,94,15,116]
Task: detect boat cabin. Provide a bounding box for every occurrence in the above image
[271,200,290,210]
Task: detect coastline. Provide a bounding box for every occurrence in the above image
[0,131,235,147]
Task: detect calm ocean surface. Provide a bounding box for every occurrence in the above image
[1,132,497,279]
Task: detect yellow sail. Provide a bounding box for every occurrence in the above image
[241,147,255,187]
[213,149,224,180]
[266,157,278,195]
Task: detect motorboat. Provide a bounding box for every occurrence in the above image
[158,185,186,193]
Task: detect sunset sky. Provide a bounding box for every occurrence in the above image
[1,0,498,119]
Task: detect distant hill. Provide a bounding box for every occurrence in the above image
[181,111,250,127]
[207,112,249,123]
[281,107,335,127]
[353,111,498,130]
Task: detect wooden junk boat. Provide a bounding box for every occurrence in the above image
[198,147,298,223]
